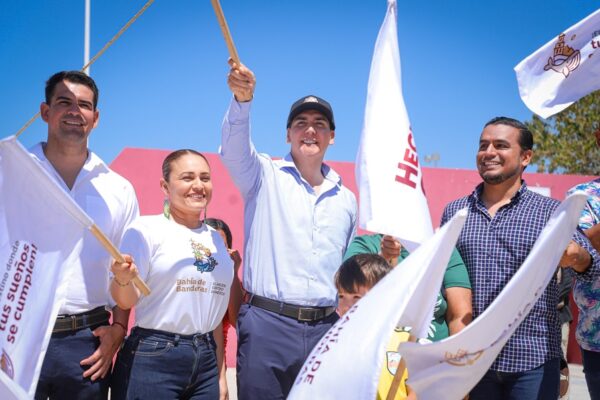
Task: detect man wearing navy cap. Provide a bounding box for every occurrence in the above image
[221,60,357,399]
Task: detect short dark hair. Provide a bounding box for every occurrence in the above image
[45,71,100,109]
[484,116,533,151]
[205,218,233,248]
[162,149,209,182]
[335,254,392,293]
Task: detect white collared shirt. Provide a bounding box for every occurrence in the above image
[220,99,357,307]
[30,143,139,314]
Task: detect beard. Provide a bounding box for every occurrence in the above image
[479,163,521,185]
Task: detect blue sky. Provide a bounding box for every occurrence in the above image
[1,1,598,170]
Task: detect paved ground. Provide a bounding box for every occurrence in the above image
[225,364,591,399]
[226,369,237,400]
[569,363,590,400]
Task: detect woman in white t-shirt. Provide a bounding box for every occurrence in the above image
[110,149,233,400]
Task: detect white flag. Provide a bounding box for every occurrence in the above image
[356,0,433,251]
[399,193,587,400]
[0,136,93,399]
[515,8,600,118]
[287,209,467,400]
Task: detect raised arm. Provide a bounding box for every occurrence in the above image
[227,59,255,103]
[220,60,262,197]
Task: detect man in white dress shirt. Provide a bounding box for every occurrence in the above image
[33,71,138,399]
[221,61,357,399]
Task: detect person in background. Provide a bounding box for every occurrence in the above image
[566,127,600,400]
[110,149,233,399]
[335,253,417,400]
[556,267,574,400]
[344,233,472,340]
[33,71,138,400]
[205,217,243,399]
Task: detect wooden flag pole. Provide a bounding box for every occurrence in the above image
[210,0,241,65]
[386,357,407,400]
[89,224,151,296]
[14,0,155,139]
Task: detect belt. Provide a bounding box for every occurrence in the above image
[53,306,110,333]
[244,293,336,322]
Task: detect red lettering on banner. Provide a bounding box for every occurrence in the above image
[405,133,418,166]
[2,243,36,343]
[395,163,418,189]
[311,361,321,372]
[293,303,362,386]
[0,305,10,331]
[395,132,420,189]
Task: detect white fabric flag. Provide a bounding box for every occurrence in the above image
[288,209,467,400]
[515,8,600,118]
[356,0,433,251]
[399,193,587,400]
[0,136,93,399]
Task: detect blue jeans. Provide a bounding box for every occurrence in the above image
[35,323,110,400]
[582,347,600,400]
[111,327,219,400]
[469,358,560,400]
[236,304,338,400]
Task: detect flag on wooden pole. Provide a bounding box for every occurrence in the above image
[0,136,93,399]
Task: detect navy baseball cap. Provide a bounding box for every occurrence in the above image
[286,95,335,130]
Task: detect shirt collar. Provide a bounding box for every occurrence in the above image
[280,152,343,187]
[472,180,529,205]
[30,142,108,175]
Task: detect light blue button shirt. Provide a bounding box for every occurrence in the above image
[220,98,357,306]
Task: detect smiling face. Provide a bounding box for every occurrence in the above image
[286,110,335,161]
[40,80,99,145]
[337,285,370,316]
[161,153,212,220]
[477,124,532,185]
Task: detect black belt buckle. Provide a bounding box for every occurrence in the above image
[297,307,318,322]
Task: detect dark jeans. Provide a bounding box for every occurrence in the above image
[469,357,560,400]
[582,347,600,400]
[35,323,110,400]
[111,327,218,400]
[236,303,338,400]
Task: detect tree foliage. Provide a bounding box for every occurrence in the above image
[525,90,600,175]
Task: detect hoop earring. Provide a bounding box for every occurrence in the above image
[202,207,207,224]
[163,199,170,219]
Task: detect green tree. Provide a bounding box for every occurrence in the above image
[526,90,600,175]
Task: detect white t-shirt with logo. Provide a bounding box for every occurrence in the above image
[120,215,233,335]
